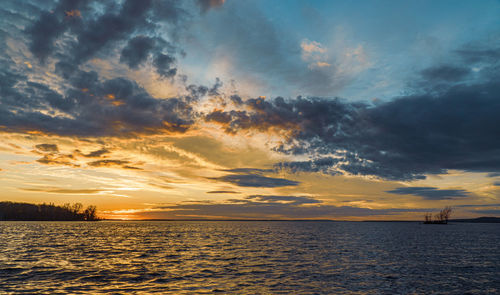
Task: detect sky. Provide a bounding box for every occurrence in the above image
[1,0,500,220]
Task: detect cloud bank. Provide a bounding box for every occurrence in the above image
[2,0,500,184]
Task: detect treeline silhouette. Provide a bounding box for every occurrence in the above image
[0,201,99,221]
[424,206,452,224]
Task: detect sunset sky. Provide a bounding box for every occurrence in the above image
[1,0,500,220]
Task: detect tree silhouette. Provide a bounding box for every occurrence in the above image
[424,206,452,224]
[0,201,100,221]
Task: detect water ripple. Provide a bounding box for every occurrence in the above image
[0,221,499,294]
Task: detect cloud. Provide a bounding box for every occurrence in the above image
[247,195,321,205]
[153,53,177,78]
[120,36,156,69]
[82,148,110,158]
[456,45,500,63]
[37,154,78,167]
[206,191,240,194]
[455,204,500,208]
[301,39,331,70]
[223,168,273,174]
[26,11,66,62]
[32,143,79,166]
[122,165,143,170]
[313,62,331,68]
[420,65,470,82]
[0,0,220,139]
[274,157,341,175]
[203,42,500,180]
[468,210,500,215]
[87,159,143,170]
[32,145,142,170]
[386,187,470,200]
[0,66,194,137]
[35,144,59,153]
[19,187,103,194]
[149,195,427,219]
[213,173,299,188]
[0,0,202,139]
[301,40,327,55]
[5,1,500,183]
[26,0,185,76]
[87,159,127,167]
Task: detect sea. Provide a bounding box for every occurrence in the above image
[0,221,499,294]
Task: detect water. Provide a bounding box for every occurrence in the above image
[0,221,499,294]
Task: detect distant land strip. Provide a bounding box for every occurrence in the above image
[103,218,500,223]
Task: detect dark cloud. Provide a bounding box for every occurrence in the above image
[274,157,341,175]
[122,165,143,170]
[153,53,177,78]
[70,0,153,64]
[82,148,110,158]
[26,11,66,62]
[32,144,142,170]
[37,154,78,167]
[151,195,424,219]
[223,168,274,174]
[6,1,500,183]
[0,67,194,136]
[35,144,59,153]
[0,0,213,141]
[213,173,299,188]
[456,46,500,63]
[494,182,500,186]
[420,65,470,82]
[468,209,500,215]
[455,204,500,208]
[87,159,129,167]
[204,43,500,180]
[386,187,470,200]
[229,95,243,105]
[206,190,240,194]
[87,159,142,170]
[120,36,155,69]
[33,144,78,167]
[25,0,187,76]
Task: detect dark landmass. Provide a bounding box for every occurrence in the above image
[362,220,419,223]
[0,201,99,221]
[104,219,339,222]
[450,217,500,223]
[363,217,500,223]
[107,218,500,223]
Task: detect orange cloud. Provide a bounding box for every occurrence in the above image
[65,10,81,18]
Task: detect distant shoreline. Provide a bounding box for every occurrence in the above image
[2,217,498,223]
[91,217,500,223]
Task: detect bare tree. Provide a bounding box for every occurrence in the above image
[441,206,452,223]
[424,206,452,224]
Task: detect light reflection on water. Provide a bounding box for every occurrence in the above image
[0,221,499,294]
